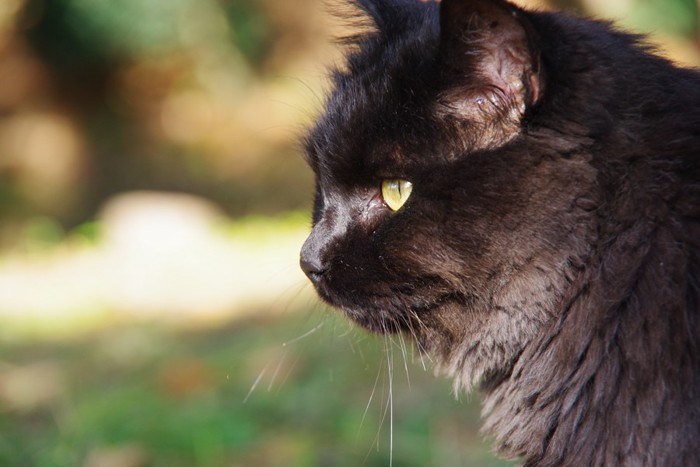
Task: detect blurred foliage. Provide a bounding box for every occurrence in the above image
[0,313,513,467]
[23,0,283,69]
[24,0,186,65]
[642,0,698,36]
[223,1,274,66]
[587,0,697,37]
[1,0,323,244]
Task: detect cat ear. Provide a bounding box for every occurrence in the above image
[439,0,543,118]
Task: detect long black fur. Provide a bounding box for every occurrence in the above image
[301,0,700,464]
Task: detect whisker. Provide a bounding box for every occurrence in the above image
[360,351,384,433]
[282,322,325,347]
[275,352,302,394]
[405,308,433,370]
[396,332,411,389]
[278,280,315,313]
[386,332,395,467]
[361,344,388,467]
[243,361,270,403]
[267,353,287,392]
[418,349,429,372]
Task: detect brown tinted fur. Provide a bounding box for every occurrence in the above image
[301,0,700,464]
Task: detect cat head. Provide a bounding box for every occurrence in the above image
[301,0,598,386]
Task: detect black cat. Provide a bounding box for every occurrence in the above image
[300,0,700,464]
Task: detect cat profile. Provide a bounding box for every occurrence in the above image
[300,0,700,464]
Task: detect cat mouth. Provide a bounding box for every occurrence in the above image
[314,279,463,336]
[313,283,409,334]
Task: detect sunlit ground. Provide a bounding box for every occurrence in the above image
[0,192,314,340]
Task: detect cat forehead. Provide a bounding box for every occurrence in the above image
[306,12,444,178]
[308,76,446,184]
[307,116,430,185]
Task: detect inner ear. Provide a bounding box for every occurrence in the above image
[439,0,543,117]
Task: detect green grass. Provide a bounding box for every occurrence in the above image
[0,311,514,467]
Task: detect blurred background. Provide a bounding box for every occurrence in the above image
[0,0,697,466]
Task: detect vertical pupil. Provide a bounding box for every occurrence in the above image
[382,179,412,211]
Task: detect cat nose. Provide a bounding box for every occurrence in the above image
[300,255,326,283]
[300,235,327,283]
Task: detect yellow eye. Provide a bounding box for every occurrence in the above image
[381,179,413,211]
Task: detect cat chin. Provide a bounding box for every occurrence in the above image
[314,286,408,334]
[344,310,406,335]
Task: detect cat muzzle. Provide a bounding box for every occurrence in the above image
[300,234,327,284]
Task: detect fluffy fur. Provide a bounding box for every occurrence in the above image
[300,0,700,464]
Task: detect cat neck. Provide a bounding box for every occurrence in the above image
[480,216,700,465]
